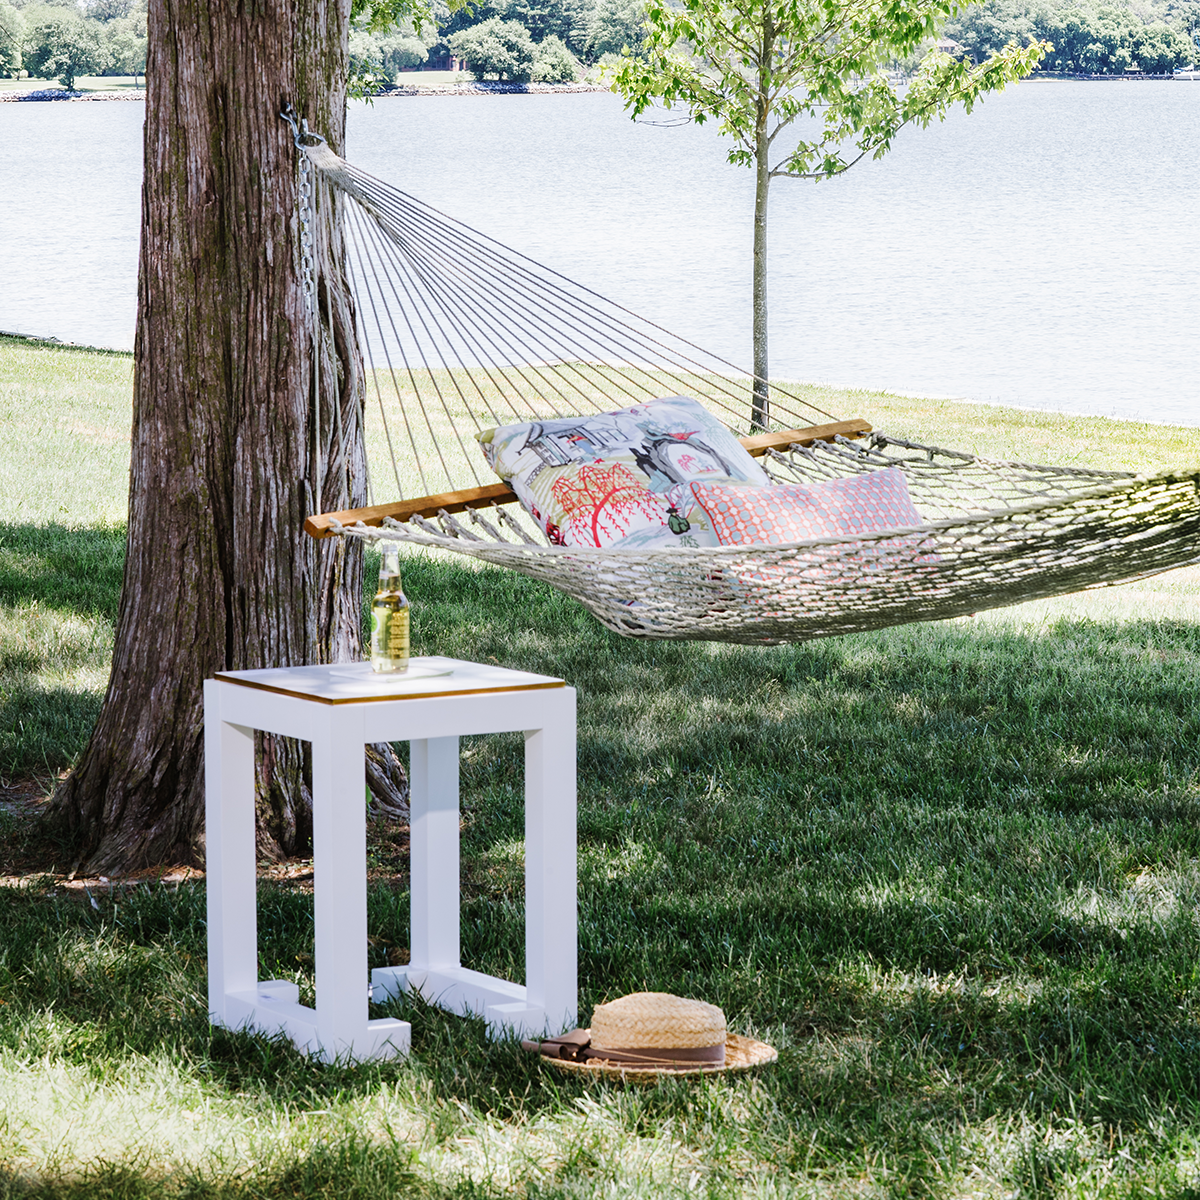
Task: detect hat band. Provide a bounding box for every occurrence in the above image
[523,1030,726,1069]
[588,1042,727,1069]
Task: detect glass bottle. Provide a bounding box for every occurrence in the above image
[370,542,410,673]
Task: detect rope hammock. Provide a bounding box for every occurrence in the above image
[294,129,1200,645]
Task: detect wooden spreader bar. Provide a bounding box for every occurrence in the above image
[303,418,872,539]
[737,418,871,456]
[304,482,516,539]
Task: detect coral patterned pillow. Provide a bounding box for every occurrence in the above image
[477,396,767,549]
[690,469,925,546]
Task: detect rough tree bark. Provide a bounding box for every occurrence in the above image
[49,0,404,873]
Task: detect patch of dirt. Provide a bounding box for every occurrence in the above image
[0,774,414,896]
[0,774,53,808]
[0,774,65,879]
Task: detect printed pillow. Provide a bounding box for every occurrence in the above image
[477,396,767,549]
[690,468,926,547]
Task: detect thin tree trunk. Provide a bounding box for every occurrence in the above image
[49,0,387,873]
[750,21,773,432]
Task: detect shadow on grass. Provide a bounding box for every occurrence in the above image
[0,684,104,779]
[0,523,124,776]
[5,848,1200,1108]
[0,522,125,620]
[3,866,1200,1195]
[3,552,1200,1192]
[0,1143,435,1199]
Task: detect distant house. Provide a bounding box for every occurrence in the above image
[419,45,465,72]
[935,37,968,60]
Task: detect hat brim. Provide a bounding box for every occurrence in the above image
[540,1033,777,1078]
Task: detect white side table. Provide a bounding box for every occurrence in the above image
[204,656,577,1064]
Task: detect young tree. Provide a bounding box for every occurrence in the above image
[612,0,1045,427]
[1131,21,1193,71]
[24,15,111,89]
[532,31,581,77]
[585,0,645,59]
[101,15,148,78]
[83,0,136,19]
[448,16,537,77]
[503,0,592,52]
[437,0,505,40]
[377,30,431,72]
[48,0,421,873]
[0,2,23,76]
[943,0,1034,63]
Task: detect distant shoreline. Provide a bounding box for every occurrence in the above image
[0,88,145,102]
[381,80,609,96]
[3,331,1195,432]
[0,329,132,355]
[4,73,1195,102]
[0,81,610,103]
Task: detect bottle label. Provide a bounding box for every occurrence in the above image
[371,605,410,668]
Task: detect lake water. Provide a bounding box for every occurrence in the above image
[1,82,1197,426]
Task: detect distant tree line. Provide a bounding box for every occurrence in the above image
[0,0,642,90]
[5,0,1191,93]
[348,0,1197,85]
[1,0,146,89]
[945,0,1198,73]
[349,0,646,86]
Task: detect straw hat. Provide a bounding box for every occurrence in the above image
[522,992,777,1078]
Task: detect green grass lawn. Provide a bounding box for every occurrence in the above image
[0,76,144,94]
[2,333,1200,1197]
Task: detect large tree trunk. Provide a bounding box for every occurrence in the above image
[49,0,391,873]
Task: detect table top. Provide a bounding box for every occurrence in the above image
[213,656,568,705]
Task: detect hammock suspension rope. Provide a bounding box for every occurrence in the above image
[290,129,1200,644]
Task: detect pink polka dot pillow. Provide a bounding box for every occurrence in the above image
[690,468,925,546]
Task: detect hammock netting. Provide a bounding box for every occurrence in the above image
[299,138,1200,644]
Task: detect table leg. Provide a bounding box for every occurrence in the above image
[204,682,258,1027]
[524,692,577,1037]
[311,706,369,1061]
[410,736,461,972]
